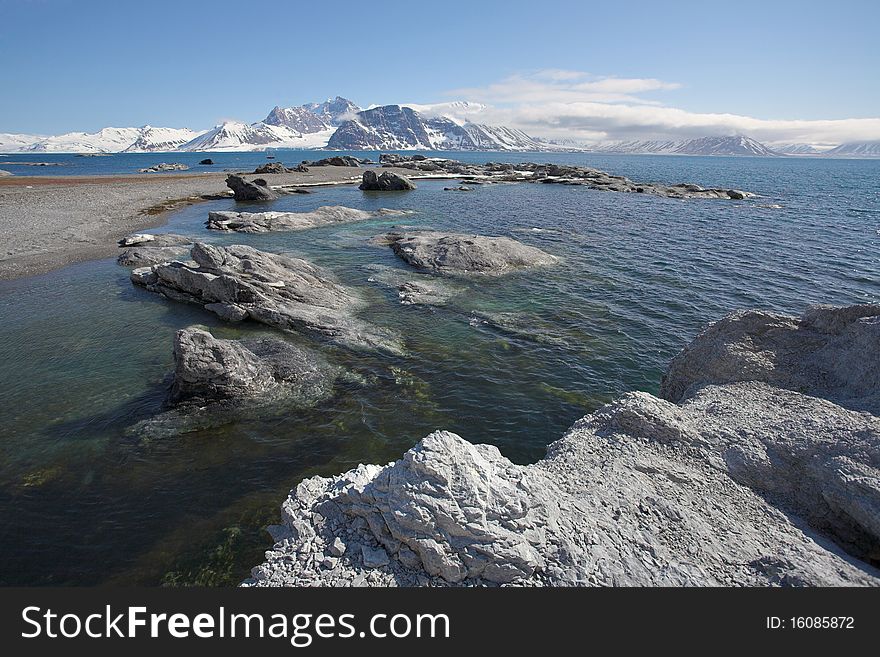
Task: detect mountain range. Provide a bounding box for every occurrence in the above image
[1,97,879,157]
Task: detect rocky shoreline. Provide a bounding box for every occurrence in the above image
[0,156,755,282]
[246,304,880,587]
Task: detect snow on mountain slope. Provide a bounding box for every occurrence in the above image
[589,140,682,154]
[24,127,145,153]
[122,126,206,152]
[402,101,489,124]
[327,105,435,150]
[304,96,361,126]
[263,106,329,134]
[328,104,553,151]
[0,133,44,153]
[461,123,552,151]
[771,143,825,155]
[674,135,778,156]
[178,121,333,151]
[822,141,880,157]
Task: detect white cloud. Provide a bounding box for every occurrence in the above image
[434,70,880,146]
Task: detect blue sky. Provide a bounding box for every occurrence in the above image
[1,0,878,144]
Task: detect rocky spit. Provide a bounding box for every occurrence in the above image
[130,327,341,439]
[378,154,752,199]
[246,304,880,587]
[206,206,411,234]
[381,230,559,276]
[130,243,403,355]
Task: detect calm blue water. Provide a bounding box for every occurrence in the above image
[0,154,878,585]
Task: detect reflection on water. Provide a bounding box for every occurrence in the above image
[0,155,878,585]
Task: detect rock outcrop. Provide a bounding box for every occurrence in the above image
[138,162,189,173]
[130,327,340,439]
[247,304,880,587]
[199,158,214,165]
[305,156,370,168]
[130,243,403,355]
[206,206,410,234]
[253,162,289,174]
[359,170,416,191]
[660,304,880,413]
[382,230,558,276]
[377,157,753,200]
[116,233,194,268]
[226,174,278,201]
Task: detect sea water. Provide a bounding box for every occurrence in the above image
[0,153,877,584]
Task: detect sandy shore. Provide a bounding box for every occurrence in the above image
[0,166,421,281]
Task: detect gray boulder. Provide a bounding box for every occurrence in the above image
[247,395,879,587]
[254,162,288,174]
[207,206,376,233]
[226,174,278,201]
[117,233,194,268]
[130,243,403,355]
[130,327,340,439]
[383,230,557,276]
[306,156,368,167]
[359,170,416,191]
[661,304,880,413]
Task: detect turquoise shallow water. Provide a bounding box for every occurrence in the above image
[0,154,878,585]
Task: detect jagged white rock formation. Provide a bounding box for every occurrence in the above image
[246,304,880,587]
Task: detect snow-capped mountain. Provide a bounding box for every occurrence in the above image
[588,135,779,156]
[24,127,145,153]
[821,141,880,158]
[674,135,779,156]
[589,140,681,154]
[328,105,437,150]
[0,132,44,152]
[327,104,553,151]
[771,143,825,155]
[13,126,203,153]
[123,126,205,152]
[262,106,329,134]
[177,121,334,152]
[303,96,361,126]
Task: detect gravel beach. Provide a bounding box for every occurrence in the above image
[0,166,419,281]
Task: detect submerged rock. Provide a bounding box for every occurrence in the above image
[359,170,416,191]
[383,230,558,276]
[247,303,880,587]
[226,174,277,201]
[365,264,462,306]
[206,206,401,233]
[130,327,340,439]
[130,243,403,355]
